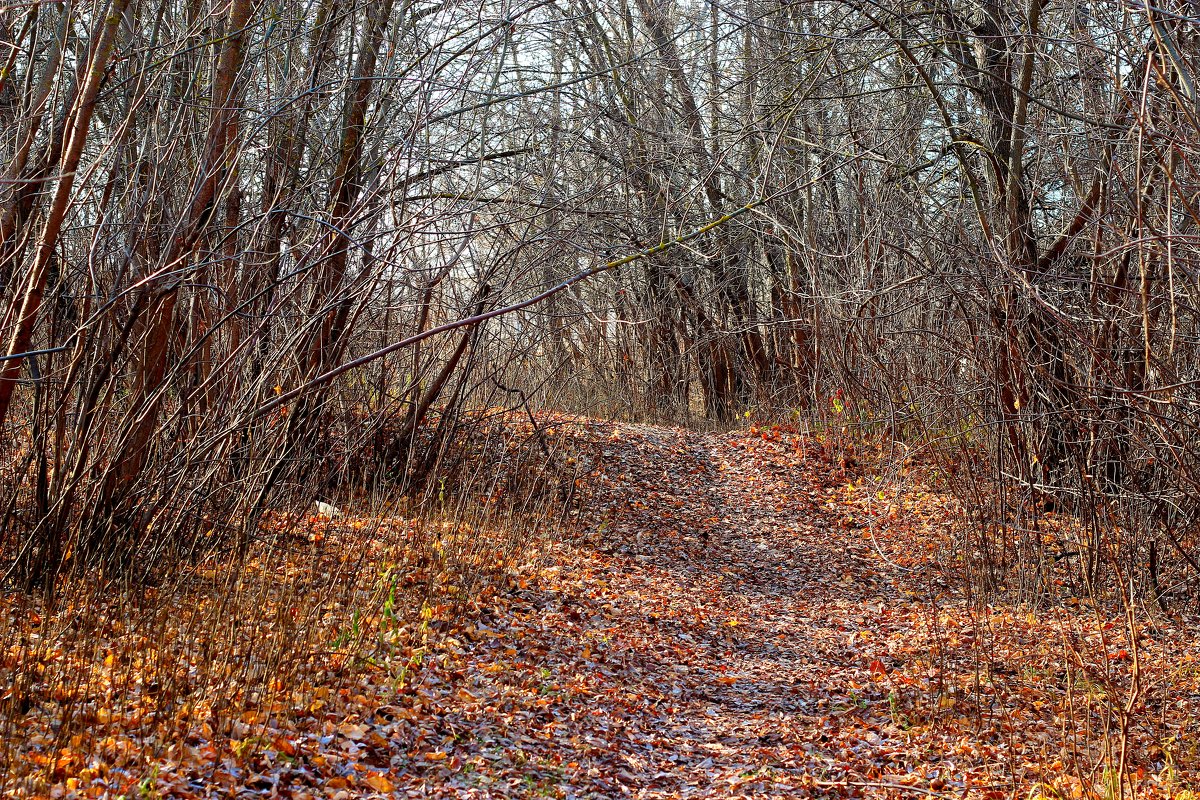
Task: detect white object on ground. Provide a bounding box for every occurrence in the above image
[315,501,343,518]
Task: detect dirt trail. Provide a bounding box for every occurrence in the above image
[404,422,957,798]
[408,421,1190,799]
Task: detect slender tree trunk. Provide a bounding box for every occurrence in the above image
[0,0,131,430]
[101,0,256,504]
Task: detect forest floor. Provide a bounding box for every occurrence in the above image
[6,418,1200,798]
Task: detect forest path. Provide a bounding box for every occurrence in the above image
[398,421,958,798]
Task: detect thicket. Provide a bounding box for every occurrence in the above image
[1,0,1198,790]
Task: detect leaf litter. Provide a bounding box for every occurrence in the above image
[3,416,1198,798]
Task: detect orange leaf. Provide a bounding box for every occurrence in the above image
[364,773,394,793]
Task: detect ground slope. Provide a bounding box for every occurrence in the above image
[11,420,1196,798]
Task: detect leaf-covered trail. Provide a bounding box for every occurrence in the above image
[447,421,946,798]
[534,423,911,796]
[402,420,1191,798]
